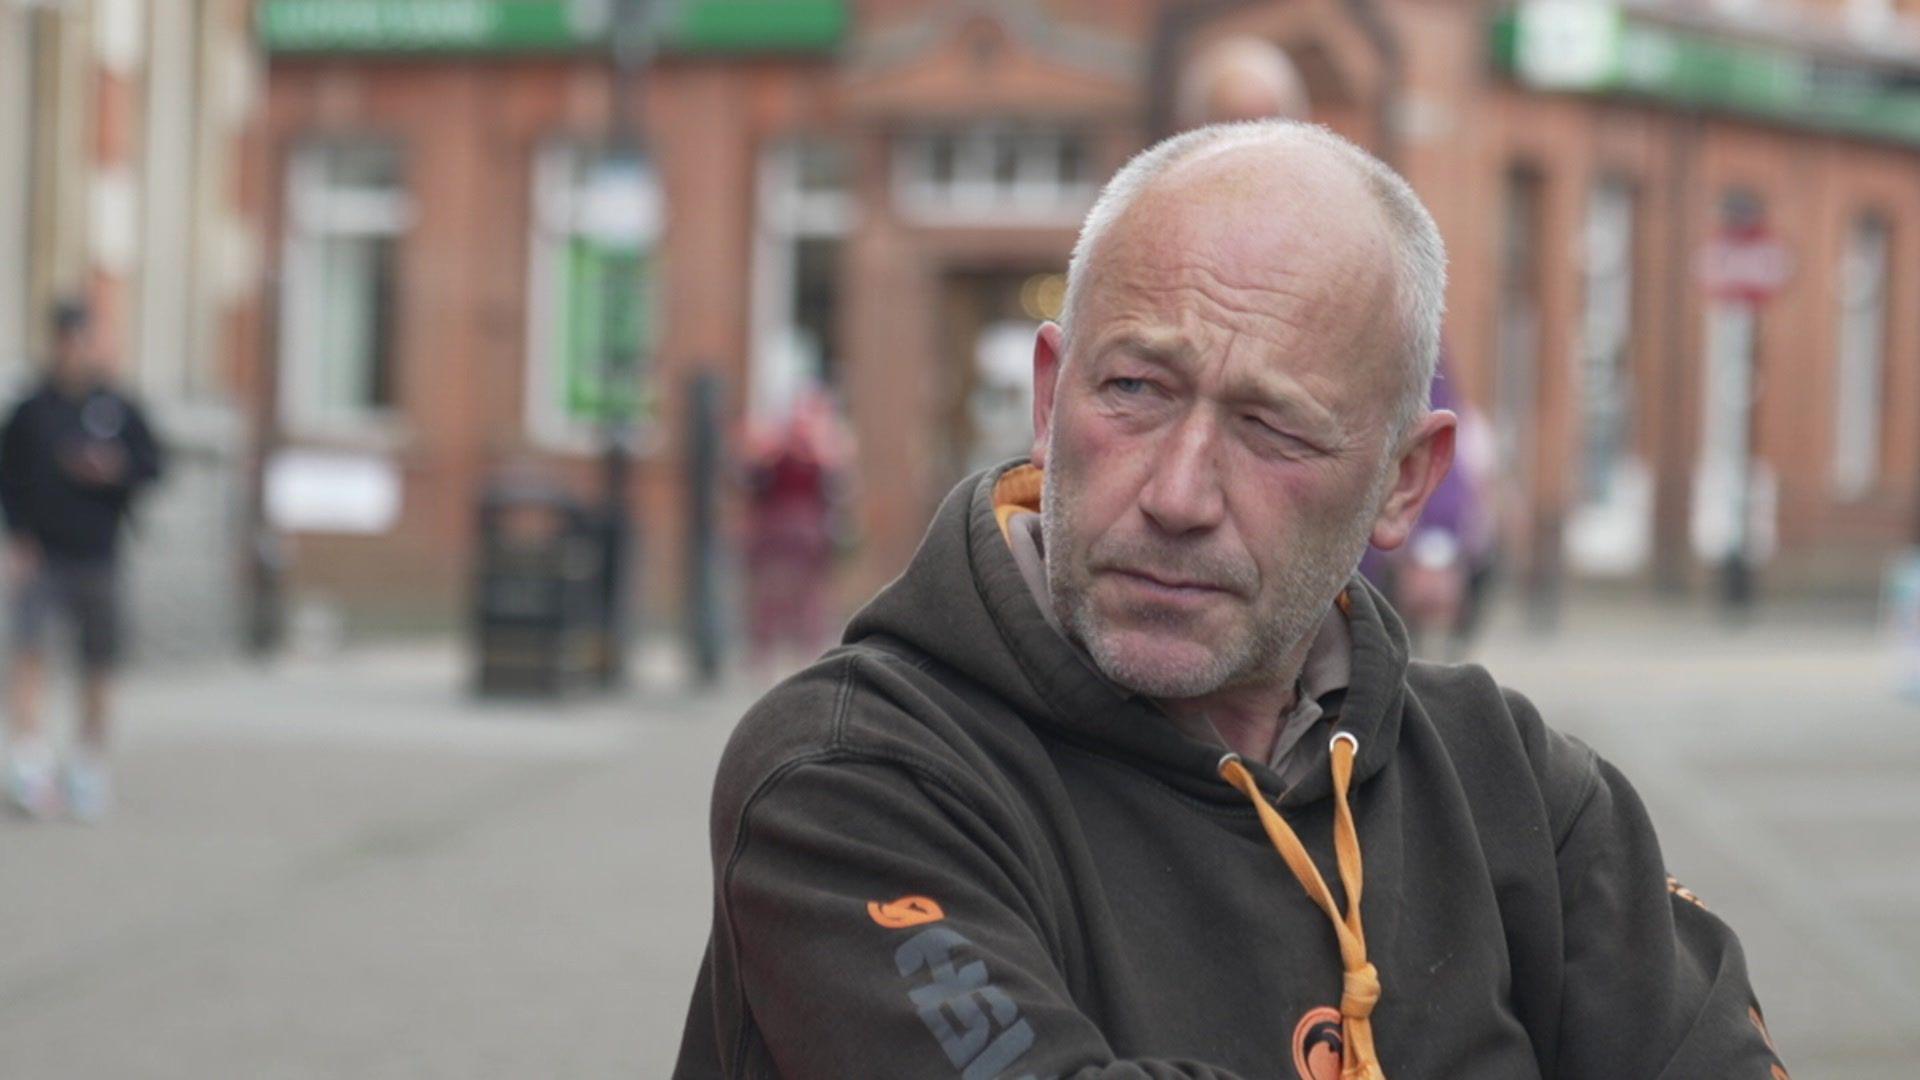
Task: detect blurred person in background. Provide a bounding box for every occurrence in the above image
[1360,350,1499,659]
[1,299,163,822]
[739,385,853,680]
[677,122,1780,1078]
[1176,35,1312,127]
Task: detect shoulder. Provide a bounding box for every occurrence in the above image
[2,387,53,434]
[9,385,52,415]
[708,643,1032,843]
[1405,659,1601,845]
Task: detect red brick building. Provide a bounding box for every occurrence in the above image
[248,0,1920,639]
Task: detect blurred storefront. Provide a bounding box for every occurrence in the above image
[246,0,1136,634]
[246,0,1920,639]
[1472,0,1920,603]
[0,0,257,660]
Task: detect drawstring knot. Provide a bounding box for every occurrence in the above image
[1218,735,1385,1079]
[1342,963,1380,1019]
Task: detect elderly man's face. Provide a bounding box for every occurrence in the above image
[1032,147,1417,699]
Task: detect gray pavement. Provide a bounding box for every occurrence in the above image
[0,603,1916,1077]
[1,645,752,1078]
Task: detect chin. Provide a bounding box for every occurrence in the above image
[1084,625,1236,700]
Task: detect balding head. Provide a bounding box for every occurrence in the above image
[1028,121,1458,709]
[1060,121,1446,443]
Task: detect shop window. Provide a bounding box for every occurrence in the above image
[1495,167,1544,502]
[1833,214,1890,499]
[280,141,410,432]
[526,142,661,448]
[1578,178,1636,504]
[1569,176,1651,575]
[750,138,850,420]
[1848,0,1898,36]
[893,126,1094,224]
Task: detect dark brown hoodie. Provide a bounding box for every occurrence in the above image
[675,462,1782,1079]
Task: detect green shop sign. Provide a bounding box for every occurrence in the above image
[259,0,848,55]
[561,239,654,424]
[1493,0,1920,147]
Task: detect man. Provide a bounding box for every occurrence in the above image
[677,123,1780,1078]
[1,300,163,821]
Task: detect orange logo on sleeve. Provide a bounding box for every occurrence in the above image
[1292,1006,1343,1080]
[868,895,945,929]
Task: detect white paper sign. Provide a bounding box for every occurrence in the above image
[266,450,402,534]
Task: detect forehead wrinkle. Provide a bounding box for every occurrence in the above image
[1073,154,1404,430]
[1098,258,1331,347]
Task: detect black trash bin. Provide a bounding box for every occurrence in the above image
[472,480,606,698]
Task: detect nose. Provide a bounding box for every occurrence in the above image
[1137,408,1226,536]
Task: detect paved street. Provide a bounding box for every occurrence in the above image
[2,602,1917,1077]
[0,646,755,1079]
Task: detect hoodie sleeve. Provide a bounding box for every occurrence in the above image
[680,728,1252,1078]
[118,397,162,490]
[1549,744,1788,1079]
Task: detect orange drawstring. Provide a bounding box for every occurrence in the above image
[1219,734,1384,1080]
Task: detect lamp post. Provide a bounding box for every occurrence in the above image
[597,0,656,687]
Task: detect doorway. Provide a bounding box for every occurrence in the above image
[933,268,1066,491]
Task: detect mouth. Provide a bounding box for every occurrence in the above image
[1105,567,1237,599]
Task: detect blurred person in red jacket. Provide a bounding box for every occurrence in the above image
[740,387,853,679]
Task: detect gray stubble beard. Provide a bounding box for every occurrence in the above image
[1040,453,1388,700]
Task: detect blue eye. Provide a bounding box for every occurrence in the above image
[1109,377,1148,395]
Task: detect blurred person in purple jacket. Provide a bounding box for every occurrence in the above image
[1,299,163,821]
[1360,349,1497,658]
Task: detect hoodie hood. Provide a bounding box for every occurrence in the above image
[844,460,1411,807]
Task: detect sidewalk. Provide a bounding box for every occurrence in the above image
[2,605,1916,1076]
[0,639,756,1079]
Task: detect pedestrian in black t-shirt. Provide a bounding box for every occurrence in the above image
[1,300,162,821]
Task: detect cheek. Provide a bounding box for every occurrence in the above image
[1052,404,1149,530]
[1052,420,1152,553]
[1233,463,1376,558]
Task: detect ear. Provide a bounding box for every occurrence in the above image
[1369,410,1458,551]
[1030,322,1067,470]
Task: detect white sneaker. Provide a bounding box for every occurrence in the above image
[6,744,59,820]
[63,756,111,823]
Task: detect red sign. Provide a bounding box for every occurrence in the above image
[1697,229,1792,306]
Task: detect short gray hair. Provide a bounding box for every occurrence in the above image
[1059,121,1447,443]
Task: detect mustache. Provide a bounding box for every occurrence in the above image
[1087,536,1258,596]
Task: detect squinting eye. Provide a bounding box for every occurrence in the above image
[1109,377,1148,395]
[1245,415,1309,449]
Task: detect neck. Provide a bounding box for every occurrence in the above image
[1156,638,1313,762]
[52,367,90,395]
